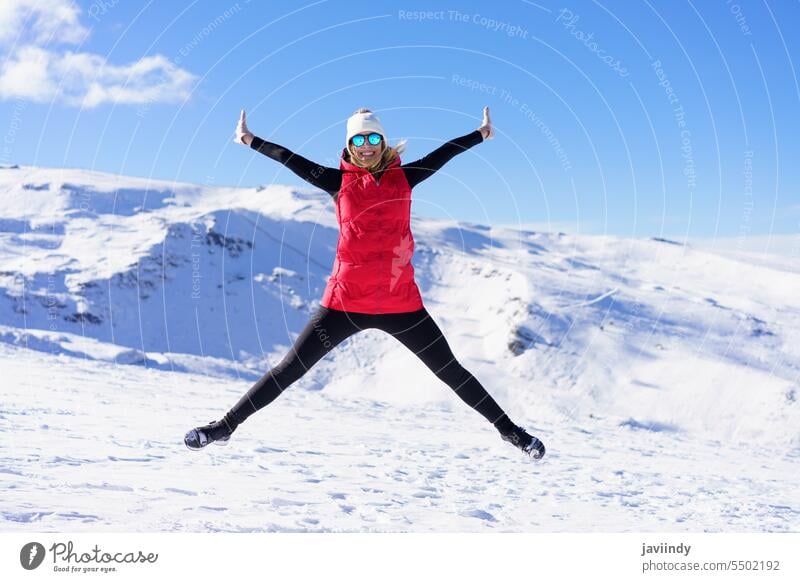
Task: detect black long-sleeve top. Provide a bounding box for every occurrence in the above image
[249,129,484,198]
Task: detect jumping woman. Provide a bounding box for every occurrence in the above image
[184,107,546,460]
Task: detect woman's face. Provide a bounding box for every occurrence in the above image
[350,132,383,165]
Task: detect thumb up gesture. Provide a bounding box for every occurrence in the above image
[234,109,254,146]
[478,106,494,140]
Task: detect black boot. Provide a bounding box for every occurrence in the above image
[501,425,546,460]
[184,418,234,450]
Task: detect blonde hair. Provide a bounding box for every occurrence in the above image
[345,107,407,173]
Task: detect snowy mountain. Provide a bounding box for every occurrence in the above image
[1,164,798,532]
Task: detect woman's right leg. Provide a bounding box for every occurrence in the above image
[221,306,364,431]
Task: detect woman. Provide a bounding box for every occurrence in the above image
[184,107,545,460]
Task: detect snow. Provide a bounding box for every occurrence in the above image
[0,164,798,532]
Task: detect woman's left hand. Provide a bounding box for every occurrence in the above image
[234,109,254,146]
[478,106,494,140]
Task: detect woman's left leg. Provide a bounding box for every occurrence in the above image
[376,308,516,435]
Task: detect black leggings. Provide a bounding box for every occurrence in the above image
[223,306,515,434]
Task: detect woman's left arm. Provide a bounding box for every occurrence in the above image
[401,106,493,189]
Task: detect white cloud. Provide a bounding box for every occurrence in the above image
[0,45,196,107]
[0,0,87,46]
[0,45,56,101]
[0,0,196,108]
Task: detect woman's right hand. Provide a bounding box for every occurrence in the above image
[234,109,254,146]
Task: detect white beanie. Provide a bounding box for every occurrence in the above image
[345,110,407,155]
[346,110,386,146]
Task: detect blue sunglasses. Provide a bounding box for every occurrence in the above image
[350,132,383,147]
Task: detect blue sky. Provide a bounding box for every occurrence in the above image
[1,0,798,240]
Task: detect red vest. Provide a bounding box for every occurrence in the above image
[320,149,424,313]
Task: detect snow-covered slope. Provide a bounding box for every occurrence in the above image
[1,165,798,532]
[0,165,339,371]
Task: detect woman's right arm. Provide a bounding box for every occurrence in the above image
[235,110,341,198]
[249,136,342,198]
